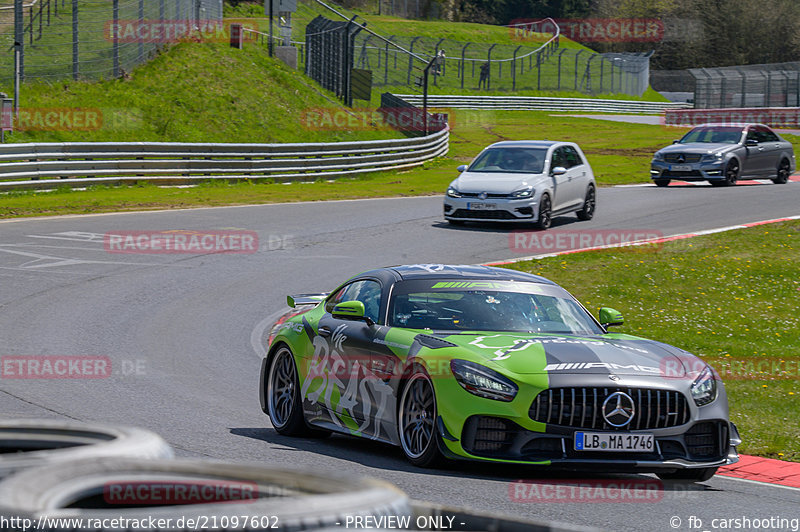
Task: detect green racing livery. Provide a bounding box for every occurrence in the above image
[259,265,739,482]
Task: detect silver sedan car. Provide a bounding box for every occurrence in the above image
[443,141,597,229]
[650,123,796,187]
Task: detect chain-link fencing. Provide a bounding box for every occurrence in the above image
[690,62,800,109]
[0,0,222,83]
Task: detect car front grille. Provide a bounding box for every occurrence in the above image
[450,209,517,220]
[458,192,510,198]
[664,153,701,163]
[529,387,691,430]
[663,170,703,177]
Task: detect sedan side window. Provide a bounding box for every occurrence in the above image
[746,128,759,143]
[325,280,382,323]
[757,126,779,142]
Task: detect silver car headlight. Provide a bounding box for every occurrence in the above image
[450,359,517,402]
[691,365,718,406]
[701,153,724,163]
[510,187,534,199]
[446,186,462,198]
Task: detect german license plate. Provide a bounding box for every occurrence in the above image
[574,432,654,452]
[670,164,692,172]
[467,202,496,210]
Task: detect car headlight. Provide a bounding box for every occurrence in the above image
[701,153,724,163]
[653,151,664,161]
[446,186,462,198]
[510,187,534,199]
[691,364,718,406]
[450,359,518,402]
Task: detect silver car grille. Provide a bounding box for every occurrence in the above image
[664,153,701,163]
[529,387,691,430]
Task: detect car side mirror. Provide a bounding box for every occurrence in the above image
[599,307,624,328]
[457,165,468,172]
[745,139,758,147]
[332,301,374,325]
[551,166,567,176]
[672,140,680,144]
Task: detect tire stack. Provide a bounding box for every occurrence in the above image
[0,419,412,532]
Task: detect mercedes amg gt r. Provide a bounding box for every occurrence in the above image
[259,265,740,482]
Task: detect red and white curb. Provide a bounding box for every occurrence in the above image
[617,174,800,187]
[483,215,800,486]
[485,215,800,266]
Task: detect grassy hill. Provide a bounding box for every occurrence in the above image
[0,40,399,143]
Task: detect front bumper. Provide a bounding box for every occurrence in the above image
[433,375,738,471]
[650,160,726,182]
[443,196,539,222]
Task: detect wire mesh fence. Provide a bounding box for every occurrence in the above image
[690,63,800,109]
[0,0,222,83]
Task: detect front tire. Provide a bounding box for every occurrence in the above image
[654,179,670,188]
[773,159,790,184]
[576,185,596,220]
[398,369,443,468]
[534,194,552,230]
[720,160,739,186]
[656,467,718,482]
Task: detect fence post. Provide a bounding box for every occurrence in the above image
[557,48,566,90]
[407,36,420,84]
[384,36,392,84]
[599,57,604,92]
[536,50,541,90]
[113,0,119,77]
[574,49,583,90]
[14,0,23,82]
[28,5,33,44]
[72,0,78,80]
[512,45,521,91]
[138,0,144,60]
[38,0,43,40]
[47,0,50,25]
[486,43,495,90]
[460,42,469,89]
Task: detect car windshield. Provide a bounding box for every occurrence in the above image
[468,147,547,174]
[679,126,742,144]
[389,280,604,334]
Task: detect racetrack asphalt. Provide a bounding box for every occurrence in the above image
[0,181,799,531]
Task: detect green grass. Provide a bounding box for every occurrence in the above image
[0,40,398,143]
[3,109,798,217]
[504,221,800,461]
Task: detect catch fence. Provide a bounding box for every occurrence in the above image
[690,62,800,109]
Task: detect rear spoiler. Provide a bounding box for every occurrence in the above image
[287,293,328,308]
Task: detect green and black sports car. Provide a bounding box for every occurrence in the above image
[259,265,740,481]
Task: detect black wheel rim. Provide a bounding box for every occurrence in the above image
[778,161,790,182]
[539,196,552,228]
[268,348,296,429]
[584,187,595,216]
[726,162,738,184]
[399,373,435,459]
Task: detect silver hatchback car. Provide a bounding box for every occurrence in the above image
[650,123,796,187]
[443,141,597,229]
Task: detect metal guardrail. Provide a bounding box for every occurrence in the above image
[395,94,692,114]
[0,129,449,190]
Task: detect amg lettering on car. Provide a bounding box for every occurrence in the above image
[543,362,661,373]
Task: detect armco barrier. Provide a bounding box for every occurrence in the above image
[395,94,691,114]
[0,128,449,190]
